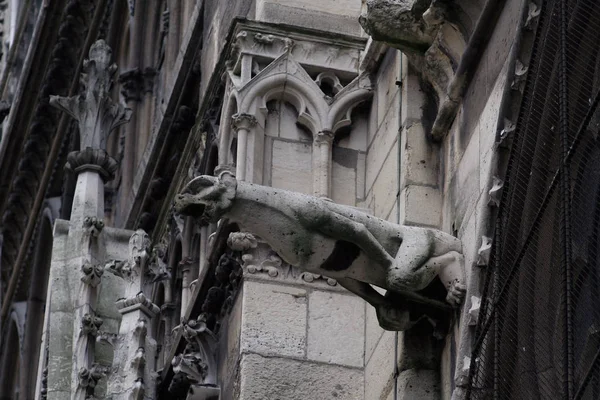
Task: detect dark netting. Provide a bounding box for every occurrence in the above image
[466,0,600,398]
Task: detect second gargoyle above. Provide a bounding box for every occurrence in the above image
[174,171,466,332]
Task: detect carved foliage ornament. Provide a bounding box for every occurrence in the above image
[81,262,104,287]
[81,313,104,336]
[50,39,132,151]
[171,315,218,390]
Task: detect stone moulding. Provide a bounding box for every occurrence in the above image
[175,172,467,332]
[116,292,161,316]
[66,148,119,182]
[230,232,339,287]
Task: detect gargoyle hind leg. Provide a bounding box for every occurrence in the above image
[389,228,466,306]
[315,212,395,268]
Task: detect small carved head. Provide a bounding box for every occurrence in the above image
[174,172,237,223]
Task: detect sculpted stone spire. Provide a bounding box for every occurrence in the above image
[50,39,131,181]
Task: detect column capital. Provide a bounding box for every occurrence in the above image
[231,113,257,131]
[66,148,119,182]
[315,130,334,144]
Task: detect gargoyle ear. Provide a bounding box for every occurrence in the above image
[183,175,218,194]
[218,170,237,187]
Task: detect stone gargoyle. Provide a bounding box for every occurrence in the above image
[174,171,466,332]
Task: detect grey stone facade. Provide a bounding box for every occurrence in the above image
[0,0,547,399]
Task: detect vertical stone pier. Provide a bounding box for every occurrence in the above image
[216,238,365,399]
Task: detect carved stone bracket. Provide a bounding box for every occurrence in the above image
[229,232,339,288]
[116,292,160,316]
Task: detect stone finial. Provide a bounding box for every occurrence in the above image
[171,316,219,388]
[50,39,132,151]
[129,229,151,268]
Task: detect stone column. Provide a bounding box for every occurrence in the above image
[48,39,131,399]
[314,130,334,197]
[106,230,159,400]
[232,113,257,181]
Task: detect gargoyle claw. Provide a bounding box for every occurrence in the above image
[446,281,466,306]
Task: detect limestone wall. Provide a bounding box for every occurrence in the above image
[217,269,366,399]
[438,0,524,396]
[362,48,401,400]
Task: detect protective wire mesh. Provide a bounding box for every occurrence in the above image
[466,0,600,398]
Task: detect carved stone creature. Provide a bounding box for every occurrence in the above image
[359,0,445,54]
[175,172,466,331]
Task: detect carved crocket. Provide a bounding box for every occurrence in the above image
[175,172,466,331]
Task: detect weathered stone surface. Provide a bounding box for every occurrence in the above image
[450,126,480,231]
[375,50,401,131]
[241,281,307,357]
[331,153,357,206]
[365,286,386,362]
[337,116,368,152]
[366,117,398,196]
[271,139,313,195]
[402,123,438,188]
[307,291,364,367]
[218,288,243,395]
[396,369,440,400]
[365,330,396,400]
[46,311,74,394]
[368,146,398,219]
[239,353,363,399]
[257,0,364,36]
[399,185,442,227]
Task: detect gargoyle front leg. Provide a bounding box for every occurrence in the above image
[316,211,395,268]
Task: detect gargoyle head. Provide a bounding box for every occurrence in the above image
[174,172,237,224]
